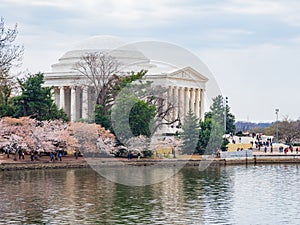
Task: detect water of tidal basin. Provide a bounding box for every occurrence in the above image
[1,164,300,224]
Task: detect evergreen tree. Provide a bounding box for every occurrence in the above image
[209,95,236,134]
[111,85,156,144]
[12,73,68,121]
[197,114,213,154]
[197,95,236,154]
[0,82,14,117]
[181,110,199,154]
[209,95,225,125]
[129,100,156,137]
[94,105,111,129]
[94,70,147,129]
[225,105,236,134]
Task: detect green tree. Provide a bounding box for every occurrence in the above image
[206,120,224,154]
[12,73,68,121]
[181,110,199,154]
[208,95,236,134]
[94,70,147,129]
[0,82,15,117]
[209,95,225,125]
[94,105,111,129]
[197,114,213,154]
[129,100,156,137]
[196,95,235,154]
[197,113,224,154]
[111,83,156,145]
[225,105,236,134]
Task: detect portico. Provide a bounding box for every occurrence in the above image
[44,36,208,134]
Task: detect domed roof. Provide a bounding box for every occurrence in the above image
[71,35,126,51]
[51,35,150,73]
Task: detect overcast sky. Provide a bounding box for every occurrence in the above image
[1,0,300,122]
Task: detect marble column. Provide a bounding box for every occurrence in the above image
[189,88,195,113]
[179,87,185,121]
[82,86,89,120]
[195,88,200,118]
[70,86,77,121]
[184,87,189,116]
[50,88,55,101]
[167,86,172,122]
[59,86,65,110]
[54,87,60,107]
[172,86,178,121]
[200,89,205,120]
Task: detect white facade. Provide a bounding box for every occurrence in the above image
[44,36,208,134]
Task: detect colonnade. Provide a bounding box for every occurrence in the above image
[167,86,204,122]
[53,86,95,121]
[52,85,205,123]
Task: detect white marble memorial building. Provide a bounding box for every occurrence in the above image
[44,36,208,133]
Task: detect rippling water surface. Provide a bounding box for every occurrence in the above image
[1,164,300,224]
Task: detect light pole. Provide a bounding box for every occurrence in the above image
[275,109,279,143]
[224,97,228,133]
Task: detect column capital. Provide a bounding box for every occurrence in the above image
[82,85,89,91]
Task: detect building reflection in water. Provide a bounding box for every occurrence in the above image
[0,166,234,224]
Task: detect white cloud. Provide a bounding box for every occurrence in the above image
[1,0,72,9]
[199,28,253,42]
[221,0,300,27]
[223,0,285,15]
[2,0,300,122]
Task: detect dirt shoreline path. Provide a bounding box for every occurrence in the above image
[1,153,300,171]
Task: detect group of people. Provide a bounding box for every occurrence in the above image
[281,146,299,154]
[254,136,273,150]
[30,151,39,161]
[127,151,141,160]
[49,150,63,162]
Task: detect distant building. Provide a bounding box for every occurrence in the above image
[44,36,208,134]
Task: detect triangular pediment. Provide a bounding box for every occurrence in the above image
[167,67,208,82]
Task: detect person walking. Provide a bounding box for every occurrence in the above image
[137,152,141,160]
[128,151,131,160]
[50,152,54,162]
[30,151,34,161]
[6,148,10,158]
[58,151,62,161]
[172,146,176,158]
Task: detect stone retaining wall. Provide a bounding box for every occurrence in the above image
[1,157,300,171]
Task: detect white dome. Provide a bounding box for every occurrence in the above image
[50,35,150,73]
[72,35,126,51]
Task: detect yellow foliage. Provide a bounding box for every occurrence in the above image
[226,143,252,152]
[155,146,172,155]
[1,117,31,126]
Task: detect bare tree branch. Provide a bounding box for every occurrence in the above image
[73,51,121,116]
[0,17,24,79]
